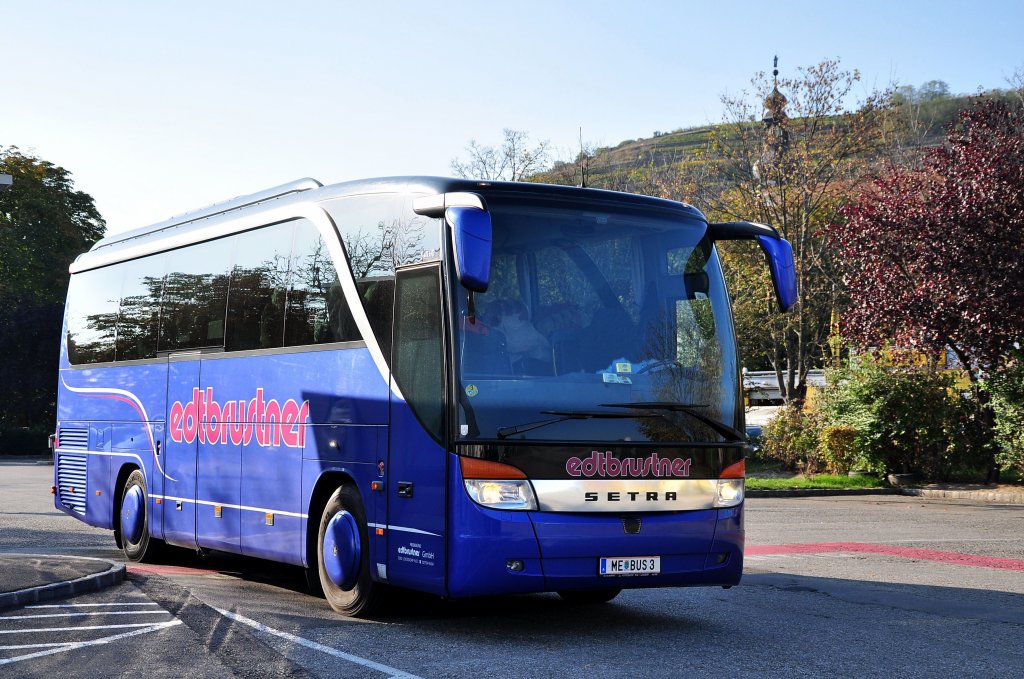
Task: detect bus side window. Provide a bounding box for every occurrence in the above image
[159,237,233,352]
[66,265,122,364]
[392,266,443,440]
[323,193,439,363]
[226,223,292,352]
[117,254,166,361]
[357,277,395,363]
[285,220,361,346]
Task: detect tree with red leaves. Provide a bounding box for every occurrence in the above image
[828,99,1024,479]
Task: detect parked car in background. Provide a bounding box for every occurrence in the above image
[743,369,826,405]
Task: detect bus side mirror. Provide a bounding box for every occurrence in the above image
[708,221,797,312]
[756,235,797,312]
[446,206,492,292]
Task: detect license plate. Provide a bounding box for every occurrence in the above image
[599,556,661,576]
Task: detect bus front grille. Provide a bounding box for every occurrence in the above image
[57,453,88,516]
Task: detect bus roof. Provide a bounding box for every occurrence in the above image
[75,176,705,273]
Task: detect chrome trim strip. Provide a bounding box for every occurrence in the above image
[72,211,298,273]
[531,479,722,512]
[87,178,323,254]
[152,495,308,519]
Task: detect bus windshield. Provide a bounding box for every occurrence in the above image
[453,201,738,443]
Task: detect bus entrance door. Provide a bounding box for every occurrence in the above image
[386,266,447,594]
[162,359,200,549]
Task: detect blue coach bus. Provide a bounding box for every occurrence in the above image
[53,177,796,616]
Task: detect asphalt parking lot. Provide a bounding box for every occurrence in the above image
[2,460,1023,678]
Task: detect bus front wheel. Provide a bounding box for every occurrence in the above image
[119,470,161,562]
[316,485,382,617]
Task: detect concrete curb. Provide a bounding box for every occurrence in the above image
[0,556,126,611]
[900,488,1024,504]
[747,488,901,498]
[746,487,1024,504]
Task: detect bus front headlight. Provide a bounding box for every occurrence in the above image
[464,479,538,511]
[713,479,744,508]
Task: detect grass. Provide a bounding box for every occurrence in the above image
[746,474,887,491]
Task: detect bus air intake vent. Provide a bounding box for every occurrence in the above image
[622,517,642,534]
[58,428,89,450]
[57,453,88,516]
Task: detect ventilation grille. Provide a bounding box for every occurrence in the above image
[58,428,89,450]
[57,453,88,516]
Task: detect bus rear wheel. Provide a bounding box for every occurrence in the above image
[316,485,382,617]
[557,588,621,604]
[119,469,161,562]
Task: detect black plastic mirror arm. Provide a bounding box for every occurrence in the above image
[707,221,780,241]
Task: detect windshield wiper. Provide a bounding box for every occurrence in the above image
[496,410,660,439]
[599,402,745,442]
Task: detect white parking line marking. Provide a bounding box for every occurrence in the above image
[0,621,181,666]
[25,603,159,609]
[1,611,170,620]
[213,607,423,679]
[0,622,171,635]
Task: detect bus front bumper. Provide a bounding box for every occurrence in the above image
[447,469,743,598]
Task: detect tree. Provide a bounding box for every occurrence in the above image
[1008,65,1024,107]
[0,147,105,302]
[827,99,1024,480]
[0,147,104,446]
[670,60,892,402]
[450,129,551,181]
[0,293,64,433]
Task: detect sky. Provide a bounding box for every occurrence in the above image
[5,0,1023,235]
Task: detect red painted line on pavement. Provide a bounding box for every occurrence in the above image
[747,542,1024,571]
[127,563,221,576]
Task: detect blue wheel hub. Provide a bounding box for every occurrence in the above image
[121,484,145,544]
[323,510,361,590]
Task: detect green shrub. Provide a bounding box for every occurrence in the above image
[987,359,1024,482]
[818,356,983,480]
[819,425,859,474]
[760,405,823,473]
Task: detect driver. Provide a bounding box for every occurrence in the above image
[491,298,552,374]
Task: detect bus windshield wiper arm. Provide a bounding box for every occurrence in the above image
[496,410,660,439]
[599,402,745,442]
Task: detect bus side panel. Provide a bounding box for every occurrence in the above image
[84,428,109,528]
[110,420,165,533]
[56,364,168,532]
[163,361,200,549]
[384,402,446,595]
[229,347,388,566]
[52,418,101,525]
[196,437,242,554]
[302,426,384,572]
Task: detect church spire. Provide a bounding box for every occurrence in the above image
[754,56,790,182]
[763,55,788,124]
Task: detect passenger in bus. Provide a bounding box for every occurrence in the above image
[491,298,552,375]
